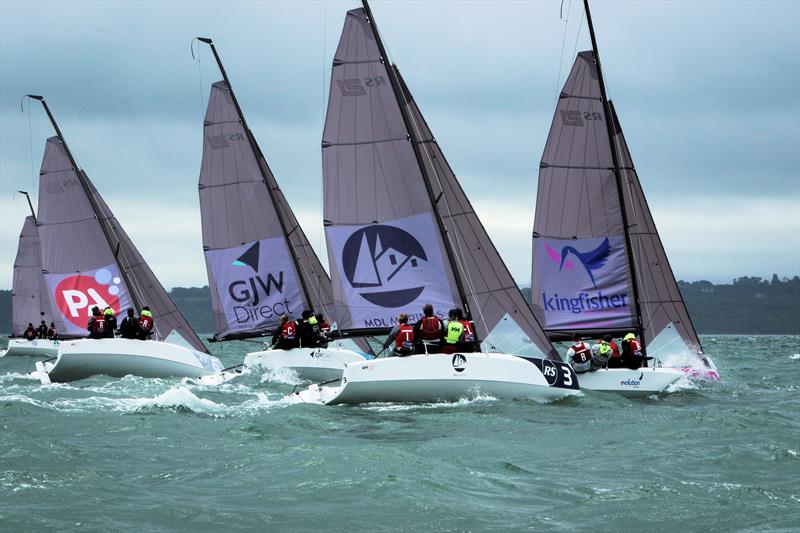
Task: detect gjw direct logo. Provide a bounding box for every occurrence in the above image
[53,268,124,328]
[342,225,427,308]
[227,241,290,323]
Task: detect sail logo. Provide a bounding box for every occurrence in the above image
[232,242,259,270]
[560,110,603,127]
[207,133,245,150]
[546,238,611,288]
[337,77,386,97]
[46,266,129,330]
[452,353,467,373]
[342,224,428,308]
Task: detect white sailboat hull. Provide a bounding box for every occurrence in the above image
[577,367,684,396]
[35,338,223,383]
[243,347,371,383]
[1,338,59,358]
[291,352,581,405]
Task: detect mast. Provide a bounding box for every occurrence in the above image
[196,38,315,315]
[359,0,475,329]
[25,95,144,313]
[581,1,645,341]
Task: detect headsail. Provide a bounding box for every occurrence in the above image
[11,216,60,336]
[33,102,208,354]
[323,5,557,359]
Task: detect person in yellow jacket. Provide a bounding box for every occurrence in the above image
[442,309,464,355]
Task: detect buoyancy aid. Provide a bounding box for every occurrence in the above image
[570,342,591,364]
[395,324,415,349]
[418,316,442,340]
[445,320,464,345]
[280,321,296,340]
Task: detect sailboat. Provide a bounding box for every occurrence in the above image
[530,0,719,395]
[195,39,372,383]
[23,96,223,383]
[2,200,67,357]
[293,2,580,405]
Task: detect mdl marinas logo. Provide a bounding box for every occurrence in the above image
[46,265,131,331]
[342,225,427,308]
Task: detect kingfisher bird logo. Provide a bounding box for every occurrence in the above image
[232,242,259,270]
[545,238,611,288]
[342,225,427,308]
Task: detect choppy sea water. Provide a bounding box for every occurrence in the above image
[1,335,798,532]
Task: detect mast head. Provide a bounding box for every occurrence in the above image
[197,37,213,45]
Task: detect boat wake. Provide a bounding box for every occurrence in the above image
[362,393,500,412]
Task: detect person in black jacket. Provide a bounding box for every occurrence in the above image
[37,320,48,339]
[118,308,139,339]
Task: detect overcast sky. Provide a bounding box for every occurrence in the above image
[1,0,798,290]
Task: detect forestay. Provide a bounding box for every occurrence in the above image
[323,7,557,359]
[36,136,208,354]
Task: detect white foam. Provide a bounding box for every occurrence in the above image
[259,367,304,385]
[665,375,699,394]
[790,354,800,360]
[363,393,499,412]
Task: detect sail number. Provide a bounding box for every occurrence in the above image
[338,77,387,97]
[560,110,603,127]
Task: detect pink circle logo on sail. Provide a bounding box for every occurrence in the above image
[53,268,123,328]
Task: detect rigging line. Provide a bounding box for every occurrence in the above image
[319,0,328,258]
[554,0,572,102]
[192,38,205,123]
[571,9,585,61]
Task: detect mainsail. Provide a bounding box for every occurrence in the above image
[11,216,60,336]
[531,1,707,366]
[198,40,337,342]
[323,4,558,359]
[32,98,208,354]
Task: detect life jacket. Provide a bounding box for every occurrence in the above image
[47,327,57,339]
[280,321,296,340]
[609,340,621,358]
[23,327,37,341]
[319,321,330,334]
[445,321,464,345]
[458,319,476,343]
[570,342,591,364]
[91,317,106,335]
[627,339,642,355]
[418,316,442,340]
[395,324,415,349]
[138,312,153,333]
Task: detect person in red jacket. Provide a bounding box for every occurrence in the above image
[271,315,299,350]
[412,303,443,354]
[137,306,154,340]
[87,306,106,339]
[383,314,415,357]
[566,333,592,373]
[621,332,646,369]
[456,308,478,353]
[315,313,330,348]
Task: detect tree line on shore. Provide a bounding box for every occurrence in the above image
[1,275,798,335]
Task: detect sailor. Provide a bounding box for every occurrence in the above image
[272,315,298,350]
[382,313,415,357]
[37,320,48,339]
[87,306,106,339]
[137,306,154,340]
[103,307,117,338]
[442,309,465,355]
[315,313,330,348]
[118,308,139,339]
[412,303,444,354]
[47,322,58,340]
[605,335,623,368]
[298,309,320,348]
[566,334,592,373]
[23,323,37,341]
[591,336,613,370]
[456,309,478,353]
[621,332,646,369]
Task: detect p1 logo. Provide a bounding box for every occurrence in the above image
[47,266,130,331]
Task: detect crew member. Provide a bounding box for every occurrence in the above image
[315,313,330,348]
[37,320,48,339]
[272,315,298,350]
[298,310,320,348]
[103,307,117,338]
[118,308,139,339]
[566,333,592,373]
[456,309,478,353]
[442,309,465,355]
[382,313,415,357]
[412,303,443,354]
[47,322,58,340]
[605,335,623,368]
[87,306,106,339]
[591,336,613,370]
[621,332,646,369]
[137,306,154,340]
[23,323,37,341]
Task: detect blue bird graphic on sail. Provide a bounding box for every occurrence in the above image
[558,238,612,288]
